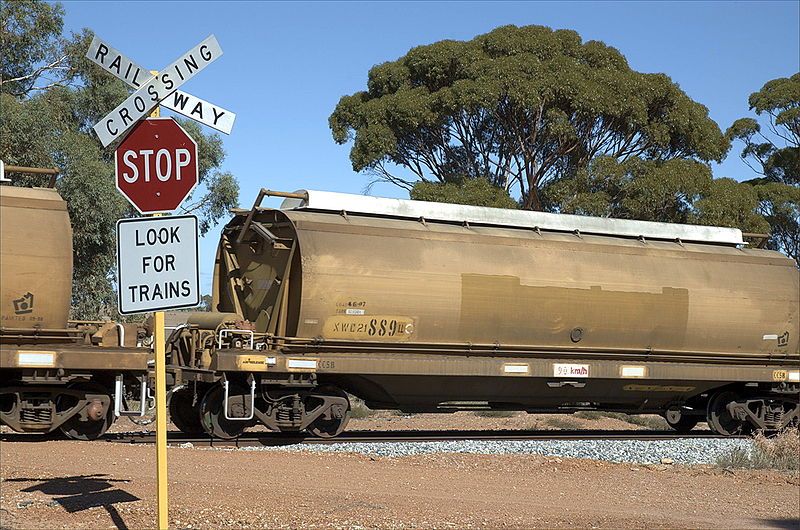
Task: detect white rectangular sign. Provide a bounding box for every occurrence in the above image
[553,363,590,378]
[86,36,235,134]
[162,90,235,134]
[94,35,223,147]
[117,215,200,314]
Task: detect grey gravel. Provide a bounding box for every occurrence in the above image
[228,438,754,465]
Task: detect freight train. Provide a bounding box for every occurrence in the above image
[0,180,150,440]
[164,189,800,439]
[2,182,799,440]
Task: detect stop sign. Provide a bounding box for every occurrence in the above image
[115,117,198,214]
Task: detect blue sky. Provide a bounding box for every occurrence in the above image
[60,1,800,292]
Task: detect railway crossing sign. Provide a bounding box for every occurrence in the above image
[117,215,200,314]
[89,34,225,147]
[115,118,198,214]
[86,36,235,138]
[87,33,234,529]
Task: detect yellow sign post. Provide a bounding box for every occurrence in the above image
[153,307,168,529]
[148,82,169,530]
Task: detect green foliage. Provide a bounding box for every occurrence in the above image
[727,73,799,185]
[694,178,771,234]
[542,157,712,223]
[174,119,239,234]
[726,73,800,262]
[542,155,795,261]
[754,182,800,262]
[199,294,212,312]
[331,24,728,209]
[410,178,518,208]
[0,0,67,96]
[0,1,239,319]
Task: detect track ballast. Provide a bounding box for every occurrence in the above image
[93,429,740,447]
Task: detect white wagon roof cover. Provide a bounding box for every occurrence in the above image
[280,189,744,246]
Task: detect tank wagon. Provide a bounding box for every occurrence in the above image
[0,180,150,440]
[164,189,799,439]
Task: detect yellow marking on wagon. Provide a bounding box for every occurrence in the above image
[323,315,415,341]
[235,355,275,369]
[773,370,788,381]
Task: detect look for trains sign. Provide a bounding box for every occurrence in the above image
[117,216,200,314]
[115,118,198,214]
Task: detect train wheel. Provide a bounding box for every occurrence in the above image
[664,409,699,433]
[307,387,351,439]
[707,391,750,436]
[199,384,248,440]
[168,387,204,435]
[58,383,114,441]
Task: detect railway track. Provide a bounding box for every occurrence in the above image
[91,429,739,447]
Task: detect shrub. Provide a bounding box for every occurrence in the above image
[573,411,669,429]
[474,410,516,418]
[717,428,800,471]
[349,397,374,419]
[546,416,582,429]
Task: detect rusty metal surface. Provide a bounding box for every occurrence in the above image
[0,186,73,330]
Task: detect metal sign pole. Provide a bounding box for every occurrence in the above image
[148,84,169,530]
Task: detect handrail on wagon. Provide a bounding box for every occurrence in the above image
[0,161,60,188]
[236,188,308,244]
[742,232,771,249]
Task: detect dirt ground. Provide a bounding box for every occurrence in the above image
[2,414,798,529]
[1,436,798,529]
[342,410,669,432]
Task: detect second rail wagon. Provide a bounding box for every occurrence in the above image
[164,189,800,439]
[0,183,151,440]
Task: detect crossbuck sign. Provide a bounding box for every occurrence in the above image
[88,35,236,146]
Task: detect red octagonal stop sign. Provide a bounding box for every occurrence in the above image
[115,117,198,214]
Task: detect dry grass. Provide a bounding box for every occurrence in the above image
[348,397,375,419]
[717,428,800,472]
[574,411,669,430]
[545,415,583,429]
[473,410,517,418]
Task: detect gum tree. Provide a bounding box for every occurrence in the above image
[330,25,728,210]
[1,1,239,318]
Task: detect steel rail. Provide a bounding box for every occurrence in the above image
[95,429,740,448]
